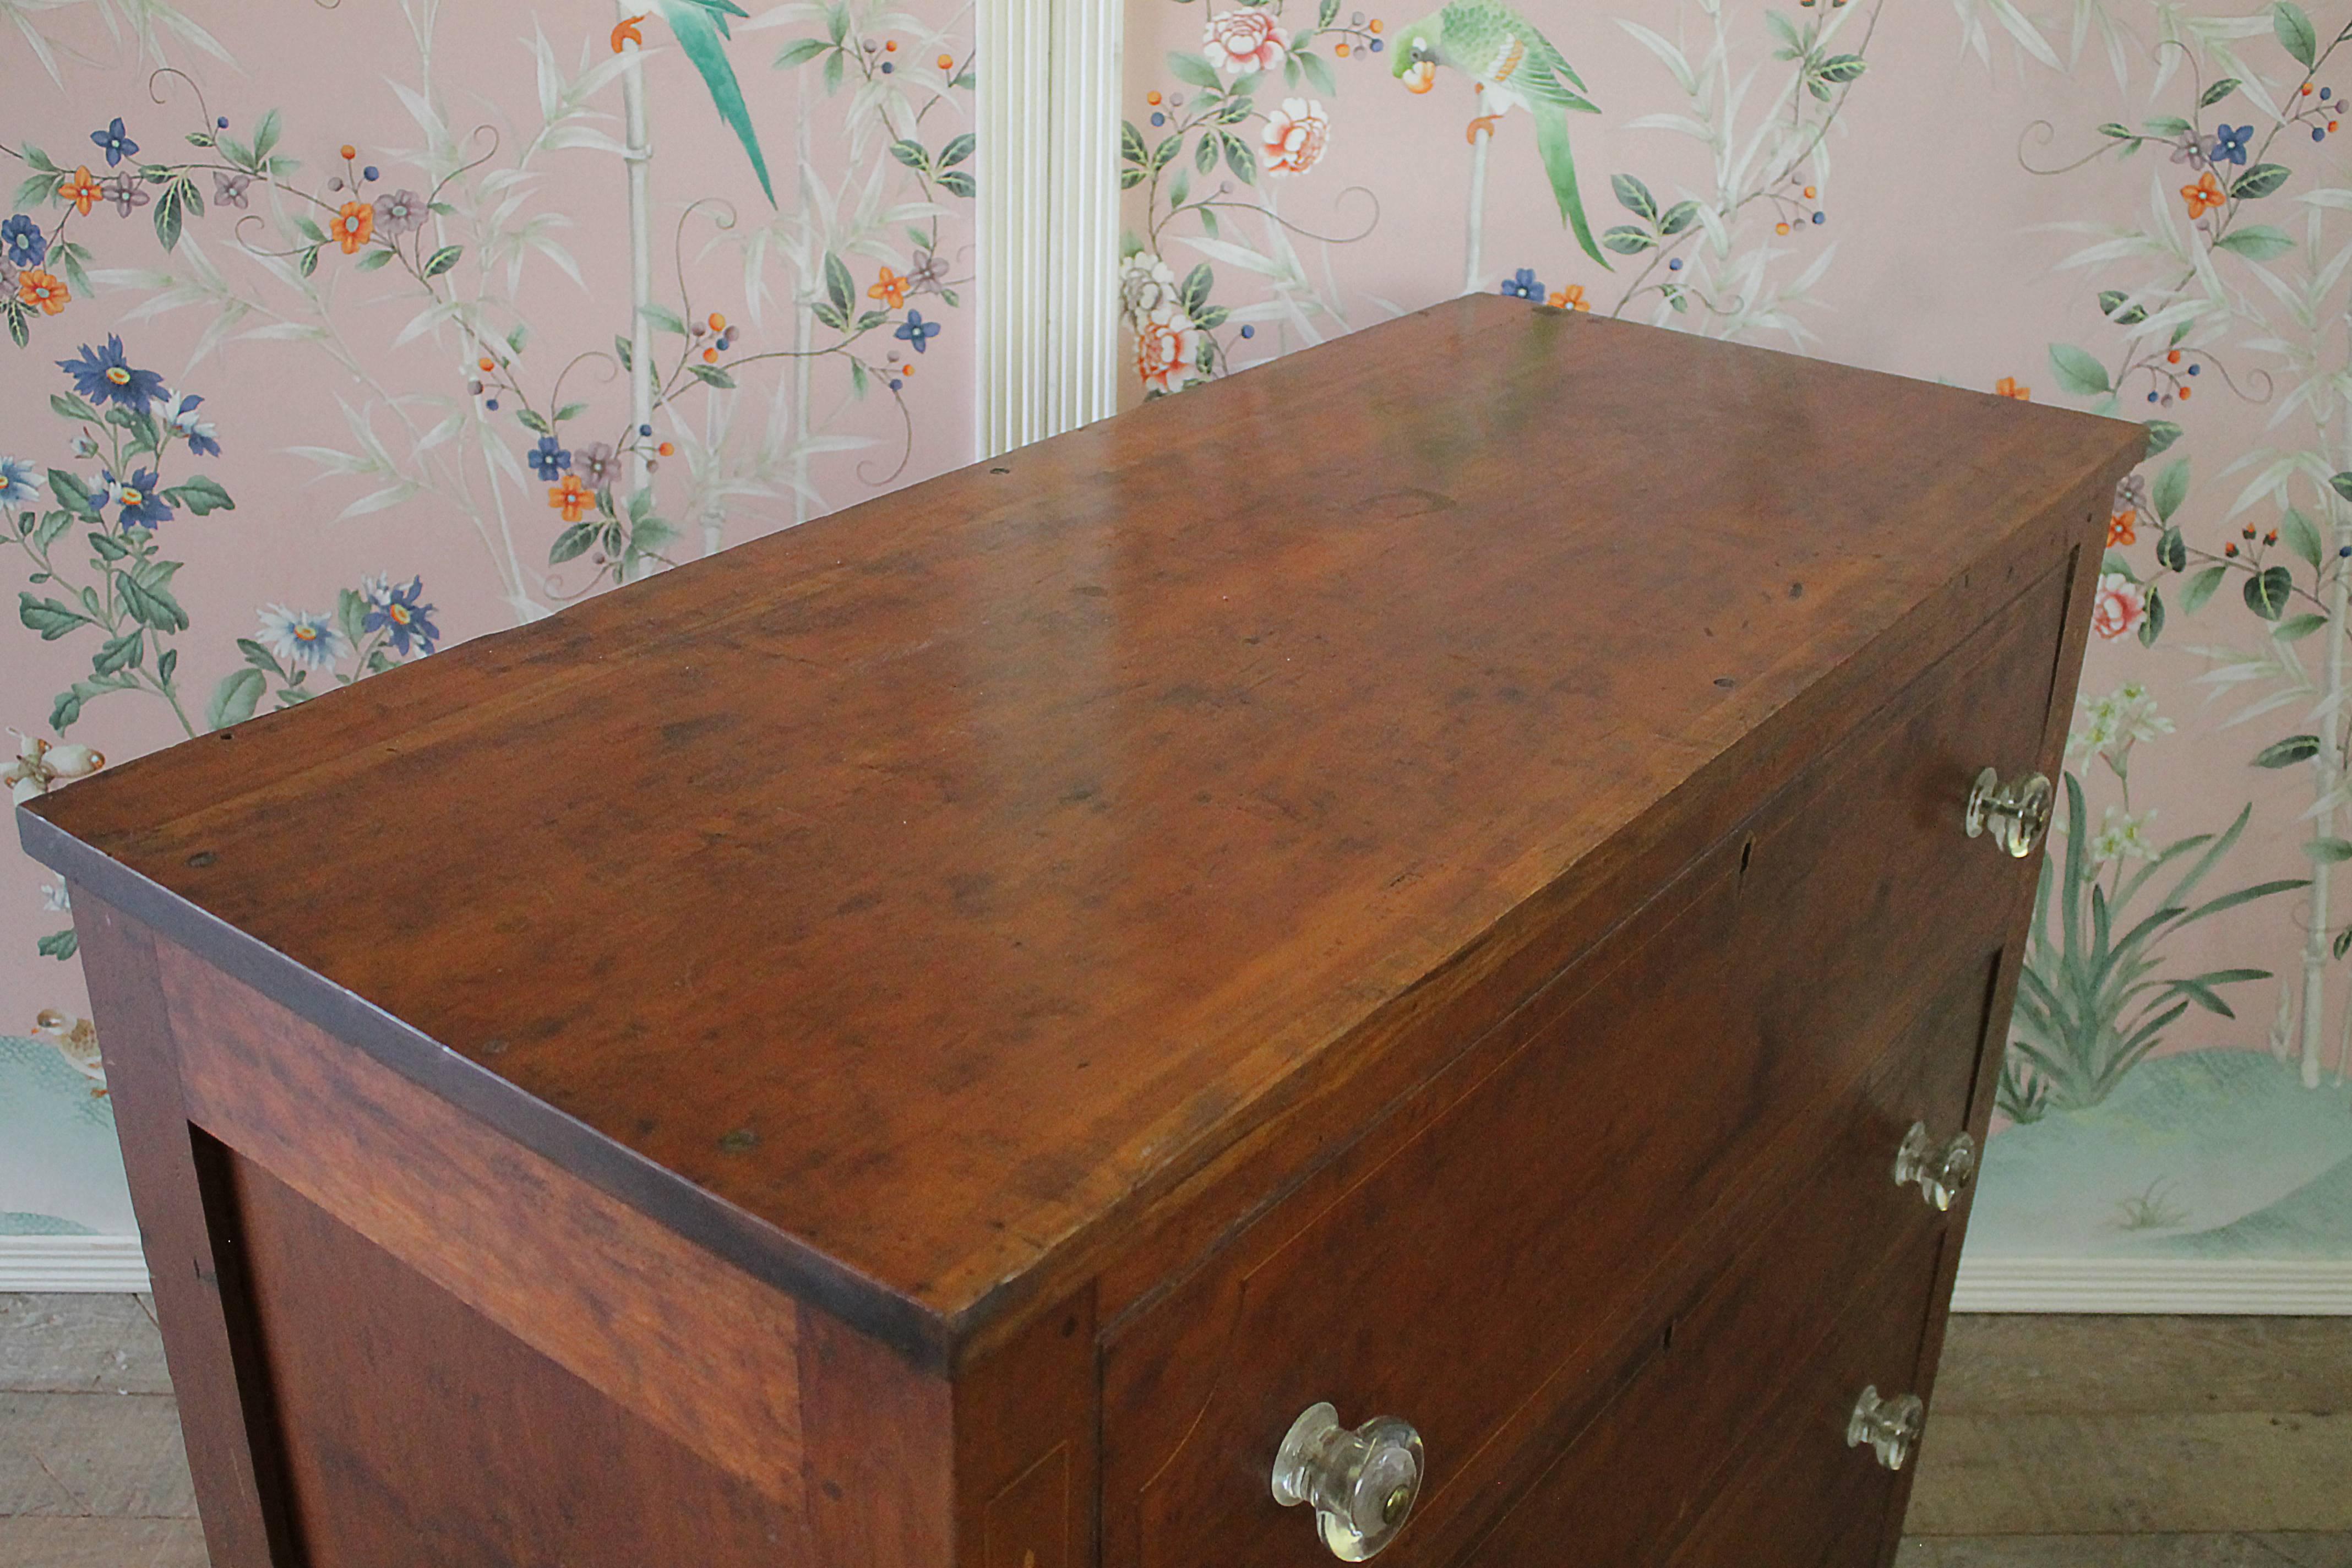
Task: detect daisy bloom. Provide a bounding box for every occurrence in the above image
[257,605,352,671]
[1261,97,1330,176]
[0,457,38,508]
[2090,572,2147,640]
[1203,8,1291,75]
[332,200,375,254]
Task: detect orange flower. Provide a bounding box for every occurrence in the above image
[16,268,69,315]
[331,200,374,254]
[2181,171,2225,219]
[2107,509,2137,547]
[611,12,645,51]
[1995,377,2030,400]
[548,475,592,522]
[1548,285,1590,312]
[869,267,908,309]
[59,166,103,216]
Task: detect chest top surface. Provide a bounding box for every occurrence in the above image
[24,295,2138,1349]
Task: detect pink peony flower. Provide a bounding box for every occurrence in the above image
[2090,572,2147,640]
[1261,97,1330,176]
[1203,8,1291,75]
[1135,304,1202,396]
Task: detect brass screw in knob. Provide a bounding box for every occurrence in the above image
[1966,767,2054,859]
[1893,1121,1978,1212]
[1848,1385,1926,1472]
[1272,1402,1425,1561]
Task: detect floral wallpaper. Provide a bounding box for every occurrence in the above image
[1118,0,2352,1263]
[2,0,976,1236]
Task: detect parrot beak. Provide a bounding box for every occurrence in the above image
[1403,59,1436,93]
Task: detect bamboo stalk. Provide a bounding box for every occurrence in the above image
[1463,121,1489,298]
[618,0,657,580]
[2313,510,2352,1088]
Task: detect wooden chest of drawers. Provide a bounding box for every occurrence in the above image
[21,295,2141,1568]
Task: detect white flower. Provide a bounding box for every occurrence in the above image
[156,388,219,455]
[1119,252,1183,326]
[2089,805,2159,868]
[1261,97,1330,176]
[257,604,351,671]
[41,881,70,913]
[4,728,104,804]
[1202,7,1291,74]
[2067,680,2174,771]
[0,456,37,508]
[1135,302,1204,396]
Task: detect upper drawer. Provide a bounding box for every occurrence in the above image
[1098,563,2071,1568]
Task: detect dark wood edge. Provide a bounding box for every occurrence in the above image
[21,808,955,1375]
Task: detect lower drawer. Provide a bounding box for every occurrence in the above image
[1454,950,1996,1567]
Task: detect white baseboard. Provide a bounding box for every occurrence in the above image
[1954,1255,2352,1314]
[0,1234,149,1293]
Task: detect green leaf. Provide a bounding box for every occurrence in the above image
[2152,455,2189,522]
[1168,51,1223,90]
[2231,163,2291,200]
[2157,525,2186,571]
[6,298,31,349]
[1196,133,1218,173]
[2282,507,2324,568]
[658,0,776,203]
[49,392,101,424]
[1611,172,1658,222]
[2049,342,2111,396]
[91,629,143,676]
[850,358,869,399]
[2333,471,2352,503]
[36,928,78,961]
[205,666,265,731]
[1121,120,1148,165]
[299,245,321,279]
[2275,1,2318,66]
[2180,563,2227,614]
[548,521,598,565]
[152,175,198,252]
[1814,52,1866,83]
[2097,122,2136,140]
[2138,582,2166,645]
[689,362,738,389]
[1298,48,1337,95]
[890,138,929,172]
[2144,419,2182,456]
[1221,132,1255,184]
[48,469,96,516]
[86,529,129,562]
[772,35,828,68]
[422,243,463,278]
[2254,734,2322,767]
[2277,611,2330,640]
[48,685,83,733]
[156,646,176,686]
[161,475,233,516]
[2145,115,2193,136]
[2308,837,2352,862]
[516,407,553,435]
[823,46,845,94]
[18,591,92,640]
[940,132,976,168]
[641,302,689,336]
[356,246,398,272]
[293,214,327,245]
[2245,564,2295,619]
[2200,76,2244,107]
[2098,288,2149,325]
[1179,261,1214,316]
[812,301,848,331]
[252,107,282,165]
[938,168,975,198]
[1319,0,1341,25]
[823,250,854,318]
[614,333,633,372]
[1659,200,1700,236]
[2214,224,2295,260]
[1153,133,1182,171]
[1601,225,1657,254]
[237,637,287,678]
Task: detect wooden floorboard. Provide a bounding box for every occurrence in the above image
[0,1295,2345,1566]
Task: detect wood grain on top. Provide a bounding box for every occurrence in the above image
[21,294,2141,1353]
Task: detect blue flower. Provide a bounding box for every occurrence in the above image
[104,467,173,531]
[89,117,139,168]
[1500,266,1544,301]
[2209,123,2253,166]
[0,457,38,508]
[894,309,943,353]
[1,215,45,270]
[58,335,167,417]
[257,605,350,671]
[363,573,440,657]
[157,389,220,458]
[526,434,571,482]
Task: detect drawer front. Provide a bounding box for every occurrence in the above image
[1101,567,2065,1568]
[1454,950,1998,1567]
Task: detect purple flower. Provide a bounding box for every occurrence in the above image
[894,309,943,353]
[59,335,167,417]
[1500,266,1543,301]
[1,215,45,270]
[213,170,251,209]
[372,188,425,238]
[362,573,440,657]
[90,117,139,167]
[526,434,571,482]
[100,172,148,216]
[104,467,173,531]
[576,440,619,489]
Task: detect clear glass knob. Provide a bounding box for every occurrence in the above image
[1847,1385,1926,1471]
[1893,1121,1978,1212]
[1966,767,2053,858]
[1271,1402,1425,1561]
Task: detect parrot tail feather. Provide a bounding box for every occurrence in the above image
[1535,109,1609,271]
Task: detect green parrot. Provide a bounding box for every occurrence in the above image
[1392,2,1608,269]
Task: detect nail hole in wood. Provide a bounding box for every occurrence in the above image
[186,851,217,868]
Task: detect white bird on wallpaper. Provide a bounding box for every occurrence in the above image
[32,1009,107,1097]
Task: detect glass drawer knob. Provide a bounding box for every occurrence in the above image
[1848,1385,1926,1472]
[1893,1121,1978,1211]
[1271,1401,1424,1561]
[1966,767,2053,858]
